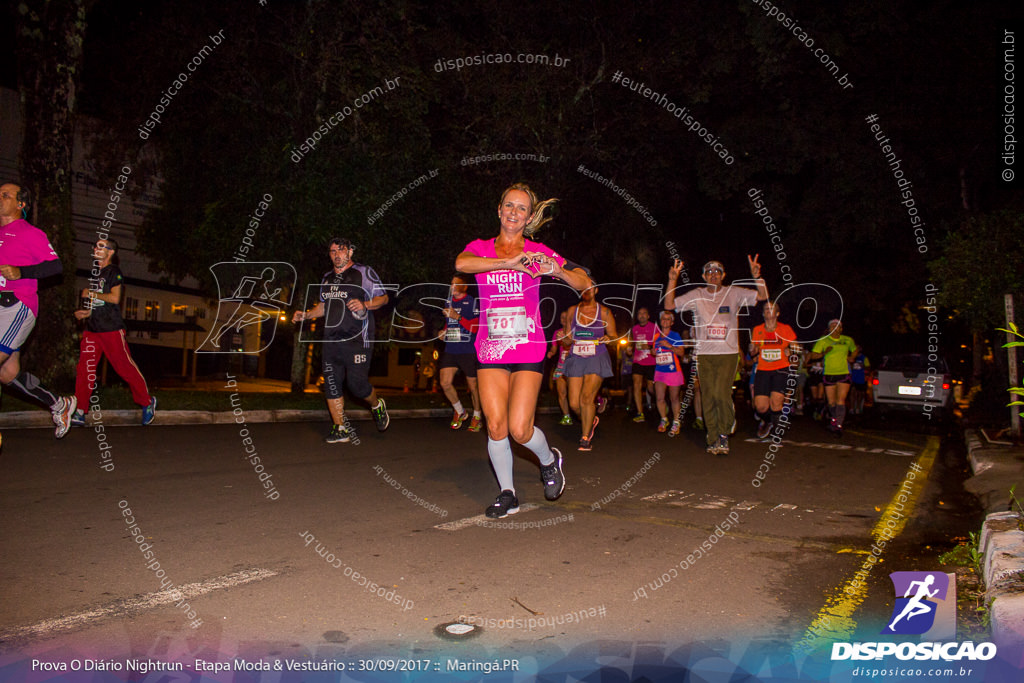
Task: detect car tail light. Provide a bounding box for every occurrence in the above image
[872,378,879,386]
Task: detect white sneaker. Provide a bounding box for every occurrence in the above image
[52,396,77,439]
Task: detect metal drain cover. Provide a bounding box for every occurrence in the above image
[434,621,482,640]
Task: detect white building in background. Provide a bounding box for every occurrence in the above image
[0,87,220,378]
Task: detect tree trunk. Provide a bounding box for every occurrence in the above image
[15,0,89,387]
[289,326,309,394]
[973,330,984,388]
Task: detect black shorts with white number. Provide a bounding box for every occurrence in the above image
[322,340,374,400]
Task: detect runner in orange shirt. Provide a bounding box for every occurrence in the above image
[749,301,798,439]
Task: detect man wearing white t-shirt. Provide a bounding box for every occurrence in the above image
[665,256,768,455]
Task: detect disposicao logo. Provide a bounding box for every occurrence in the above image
[883,571,949,635]
[830,571,997,663]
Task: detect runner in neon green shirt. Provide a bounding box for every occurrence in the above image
[808,319,858,435]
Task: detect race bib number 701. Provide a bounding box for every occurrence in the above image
[487,306,529,340]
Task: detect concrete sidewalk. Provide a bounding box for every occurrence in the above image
[965,428,1024,663]
[0,404,560,429]
[0,406,451,429]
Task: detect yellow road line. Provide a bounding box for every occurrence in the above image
[793,436,939,654]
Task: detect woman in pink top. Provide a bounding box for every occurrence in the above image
[456,183,591,518]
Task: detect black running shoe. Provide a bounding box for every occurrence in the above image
[485,490,520,518]
[372,398,390,431]
[324,424,350,443]
[540,448,565,501]
[756,419,772,440]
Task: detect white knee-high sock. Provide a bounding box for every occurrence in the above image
[487,437,515,492]
[520,426,554,466]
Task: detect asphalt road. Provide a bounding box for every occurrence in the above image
[0,405,973,672]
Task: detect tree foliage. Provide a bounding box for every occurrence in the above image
[9,0,1014,384]
[929,211,1024,334]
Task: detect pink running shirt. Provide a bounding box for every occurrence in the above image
[630,322,659,366]
[463,238,566,364]
[0,219,59,316]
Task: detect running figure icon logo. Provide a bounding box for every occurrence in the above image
[198,262,296,353]
[882,572,950,635]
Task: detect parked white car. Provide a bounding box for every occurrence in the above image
[872,353,953,418]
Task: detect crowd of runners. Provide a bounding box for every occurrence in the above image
[2,179,867,521]
[442,183,861,517]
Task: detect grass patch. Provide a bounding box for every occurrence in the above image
[938,533,990,641]
[951,566,991,640]
[938,532,982,569]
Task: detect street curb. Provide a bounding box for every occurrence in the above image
[963,430,1024,513]
[0,405,561,429]
[966,429,1024,657]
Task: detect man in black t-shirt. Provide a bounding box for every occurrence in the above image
[293,237,390,443]
[72,239,157,426]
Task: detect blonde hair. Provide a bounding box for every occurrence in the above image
[500,182,558,237]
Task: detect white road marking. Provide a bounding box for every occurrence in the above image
[742,437,915,456]
[0,567,278,642]
[642,490,759,512]
[641,491,818,515]
[641,490,693,503]
[435,503,541,531]
[690,496,734,510]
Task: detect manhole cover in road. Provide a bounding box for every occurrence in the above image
[435,622,482,640]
